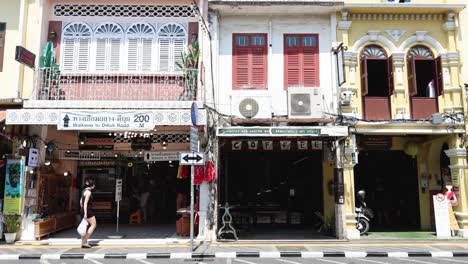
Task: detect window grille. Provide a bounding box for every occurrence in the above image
[54,4,195,18]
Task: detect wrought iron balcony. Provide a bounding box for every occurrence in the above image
[33,68,200,102]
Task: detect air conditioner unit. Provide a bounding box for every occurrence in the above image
[288,87,323,119]
[231,95,272,119]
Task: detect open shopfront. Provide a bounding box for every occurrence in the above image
[216,126,348,240]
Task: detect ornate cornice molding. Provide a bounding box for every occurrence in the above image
[349,13,444,21]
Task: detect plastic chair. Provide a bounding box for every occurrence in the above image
[129,209,142,224]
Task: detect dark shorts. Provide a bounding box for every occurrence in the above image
[80,207,95,218]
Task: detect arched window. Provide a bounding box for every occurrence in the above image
[61,22,92,72]
[94,23,123,72]
[157,23,187,72]
[406,45,442,98]
[360,45,394,97]
[126,23,155,72]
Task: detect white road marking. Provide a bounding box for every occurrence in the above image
[274,258,303,264]
[137,260,154,264]
[216,252,237,258]
[315,258,348,264]
[0,255,19,260]
[84,254,105,259]
[259,251,281,258]
[355,258,391,264]
[388,252,408,258]
[88,259,103,264]
[345,252,367,258]
[436,258,468,263]
[430,252,453,258]
[301,252,324,258]
[127,253,147,259]
[41,254,61,260]
[234,259,259,264]
[395,258,435,264]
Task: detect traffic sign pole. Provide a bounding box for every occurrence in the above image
[190,161,195,251]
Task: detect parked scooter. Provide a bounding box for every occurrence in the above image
[355,189,374,235]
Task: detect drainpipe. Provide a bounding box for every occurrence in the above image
[14,0,26,98]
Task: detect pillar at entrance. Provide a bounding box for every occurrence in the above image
[444,148,468,238]
[344,162,360,239]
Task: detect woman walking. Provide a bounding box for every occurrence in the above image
[80,178,97,248]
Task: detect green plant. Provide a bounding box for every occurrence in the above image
[176,37,200,100]
[3,214,21,233]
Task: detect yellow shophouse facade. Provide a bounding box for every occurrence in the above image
[337,0,467,239]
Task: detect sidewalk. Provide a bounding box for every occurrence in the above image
[1,240,468,260]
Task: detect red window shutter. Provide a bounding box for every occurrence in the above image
[232,34,267,90]
[0,29,5,72]
[387,55,394,95]
[233,47,250,89]
[360,56,368,96]
[435,56,443,96]
[47,21,63,62]
[407,57,417,96]
[303,48,318,87]
[284,34,319,89]
[251,46,267,88]
[188,22,198,45]
[285,48,301,88]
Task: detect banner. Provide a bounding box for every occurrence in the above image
[3,159,24,214]
[58,111,155,131]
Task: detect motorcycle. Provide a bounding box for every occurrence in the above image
[355,190,374,235]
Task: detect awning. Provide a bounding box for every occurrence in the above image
[217,126,348,137]
[6,109,207,129]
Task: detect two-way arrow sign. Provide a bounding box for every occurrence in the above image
[179,152,204,165]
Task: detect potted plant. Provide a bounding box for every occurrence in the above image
[3,214,21,243]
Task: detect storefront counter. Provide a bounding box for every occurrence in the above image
[34,213,75,240]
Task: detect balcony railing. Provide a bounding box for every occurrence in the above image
[33,68,201,101]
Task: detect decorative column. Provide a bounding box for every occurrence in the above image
[444,148,468,238]
[391,53,409,119]
[343,135,360,239]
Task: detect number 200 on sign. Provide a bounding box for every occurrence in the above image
[133,114,150,123]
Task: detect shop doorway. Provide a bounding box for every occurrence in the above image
[354,150,420,231]
[219,150,325,239]
[50,159,189,239]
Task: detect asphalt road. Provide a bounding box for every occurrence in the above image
[2,258,468,264]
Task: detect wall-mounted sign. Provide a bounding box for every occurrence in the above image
[58,111,154,131]
[4,159,24,214]
[144,151,179,162]
[228,139,323,152]
[15,46,36,69]
[131,137,152,151]
[79,133,114,150]
[360,136,392,150]
[27,148,40,167]
[217,126,348,137]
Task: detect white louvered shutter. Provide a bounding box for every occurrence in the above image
[173,39,185,72]
[95,38,106,71]
[62,38,75,72]
[109,38,121,71]
[127,38,138,72]
[158,38,170,72]
[141,38,153,72]
[77,38,90,71]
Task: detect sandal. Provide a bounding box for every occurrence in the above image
[81,243,92,248]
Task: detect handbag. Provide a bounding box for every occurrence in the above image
[77,218,89,236]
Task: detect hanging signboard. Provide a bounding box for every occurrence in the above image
[27,148,40,167]
[15,46,36,69]
[229,139,323,152]
[144,151,179,162]
[3,159,25,214]
[58,111,154,131]
[433,193,451,239]
[217,126,348,137]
